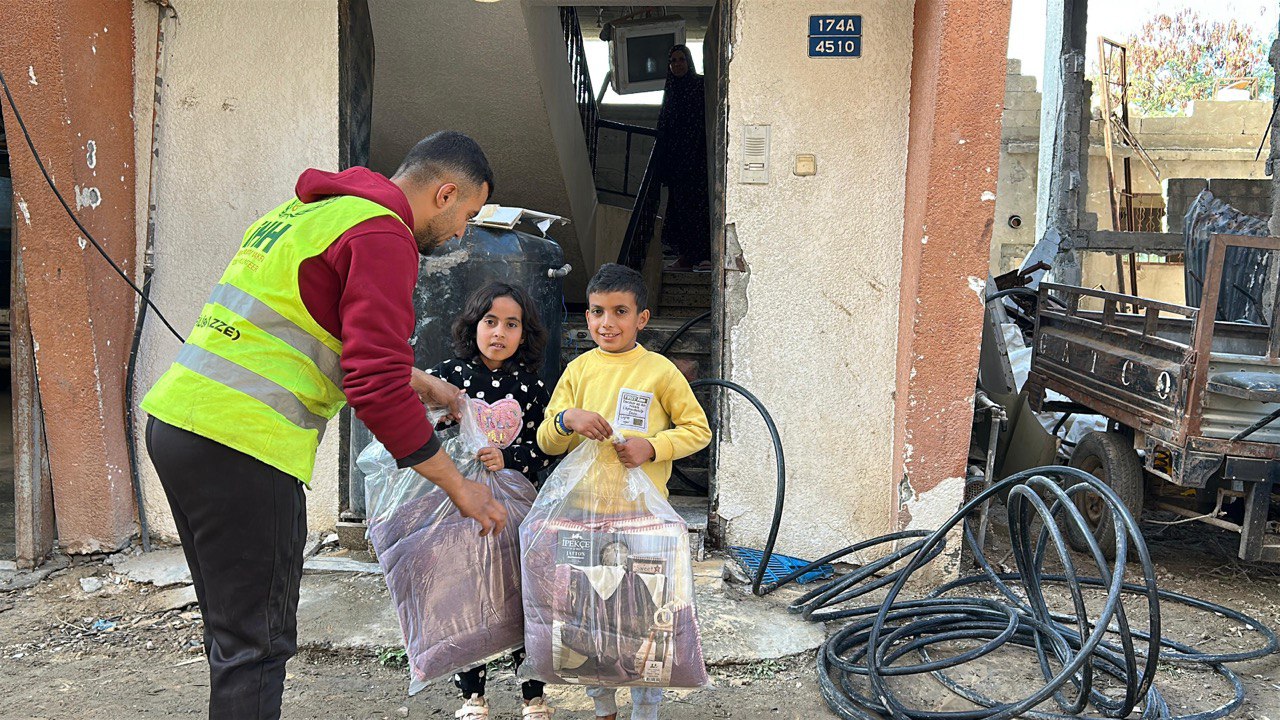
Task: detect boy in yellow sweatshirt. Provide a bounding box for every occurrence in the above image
[536,263,710,720]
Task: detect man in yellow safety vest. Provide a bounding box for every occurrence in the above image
[142,131,506,719]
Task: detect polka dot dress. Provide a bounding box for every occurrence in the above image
[427,357,554,478]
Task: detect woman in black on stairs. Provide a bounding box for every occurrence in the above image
[654,44,711,273]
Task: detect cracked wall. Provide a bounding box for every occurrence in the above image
[715,0,915,560]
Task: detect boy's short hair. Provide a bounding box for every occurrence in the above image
[587,263,648,312]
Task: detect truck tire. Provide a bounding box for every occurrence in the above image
[1066,431,1144,559]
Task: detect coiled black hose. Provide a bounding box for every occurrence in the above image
[747,463,1276,720]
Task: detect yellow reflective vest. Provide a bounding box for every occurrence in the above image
[143,195,403,484]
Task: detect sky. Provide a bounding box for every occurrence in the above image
[1008,0,1278,87]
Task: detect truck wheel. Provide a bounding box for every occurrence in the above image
[1066,431,1144,559]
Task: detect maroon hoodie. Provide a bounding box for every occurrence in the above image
[295,167,439,465]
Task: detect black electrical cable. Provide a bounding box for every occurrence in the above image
[657,309,711,355]
[0,66,186,344]
[745,463,1277,720]
[123,264,155,553]
[687,378,786,595]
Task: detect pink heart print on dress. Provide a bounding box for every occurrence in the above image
[472,397,524,448]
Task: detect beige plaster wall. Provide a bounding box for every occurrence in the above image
[716,0,915,559]
[132,0,342,540]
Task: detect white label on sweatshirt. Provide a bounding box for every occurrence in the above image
[615,388,654,434]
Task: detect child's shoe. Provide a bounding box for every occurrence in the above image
[521,697,555,720]
[455,694,489,720]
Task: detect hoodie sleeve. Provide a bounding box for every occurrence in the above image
[327,220,439,462]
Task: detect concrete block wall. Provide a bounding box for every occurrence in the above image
[992,64,1271,275]
[1165,177,1270,233]
[991,59,1041,273]
[1091,101,1273,152]
[1001,58,1041,143]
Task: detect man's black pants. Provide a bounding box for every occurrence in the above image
[146,418,306,720]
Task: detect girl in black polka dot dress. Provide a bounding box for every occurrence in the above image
[427,281,555,720]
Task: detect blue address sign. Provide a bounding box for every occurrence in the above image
[809,14,862,58]
[809,15,862,36]
[809,37,862,57]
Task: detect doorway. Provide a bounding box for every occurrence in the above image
[335,1,732,536]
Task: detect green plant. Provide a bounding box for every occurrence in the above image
[748,659,787,679]
[1094,10,1275,116]
[378,646,408,669]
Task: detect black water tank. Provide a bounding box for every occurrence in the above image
[411,225,568,386]
[345,225,569,517]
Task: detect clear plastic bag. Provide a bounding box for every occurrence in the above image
[518,437,709,688]
[357,398,536,695]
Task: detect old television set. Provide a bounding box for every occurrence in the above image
[609,17,687,95]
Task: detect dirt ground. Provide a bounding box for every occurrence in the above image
[3,518,1280,719]
[0,561,830,720]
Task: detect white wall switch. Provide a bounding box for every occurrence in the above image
[794,154,816,176]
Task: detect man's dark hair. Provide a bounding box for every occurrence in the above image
[394,131,495,200]
[587,263,647,312]
[451,281,547,373]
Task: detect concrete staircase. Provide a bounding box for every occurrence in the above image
[368,0,598,298]
[560,284,714,375]
[656,270,712,319]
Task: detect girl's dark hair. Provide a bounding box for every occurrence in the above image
[451,281,547,373]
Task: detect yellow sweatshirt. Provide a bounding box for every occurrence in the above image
[538,344,711,494]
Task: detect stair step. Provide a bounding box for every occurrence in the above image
[660,283,712,300]
[669,495,709,533]
[662,270,713,286]
[652,306,712,319]
[560,316,714,373]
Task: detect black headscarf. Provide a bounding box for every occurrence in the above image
[655,44,706,183]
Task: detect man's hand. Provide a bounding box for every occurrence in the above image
[410,367,465,421]
[411,447,506,536]
[445,478,508,537]
[477,447,505,472]
[614,438,655,468]
[563,409,613,441]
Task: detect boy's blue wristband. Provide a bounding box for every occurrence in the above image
[555,410,572,436]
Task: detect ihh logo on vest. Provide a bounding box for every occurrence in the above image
[232,219,294,274]
[242,220,293,254]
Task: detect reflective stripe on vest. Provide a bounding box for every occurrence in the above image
[175,344,329,435]
[207,283,342,385]
[142,194,405,483]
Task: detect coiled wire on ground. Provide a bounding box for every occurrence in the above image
[746,466,1278,720]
